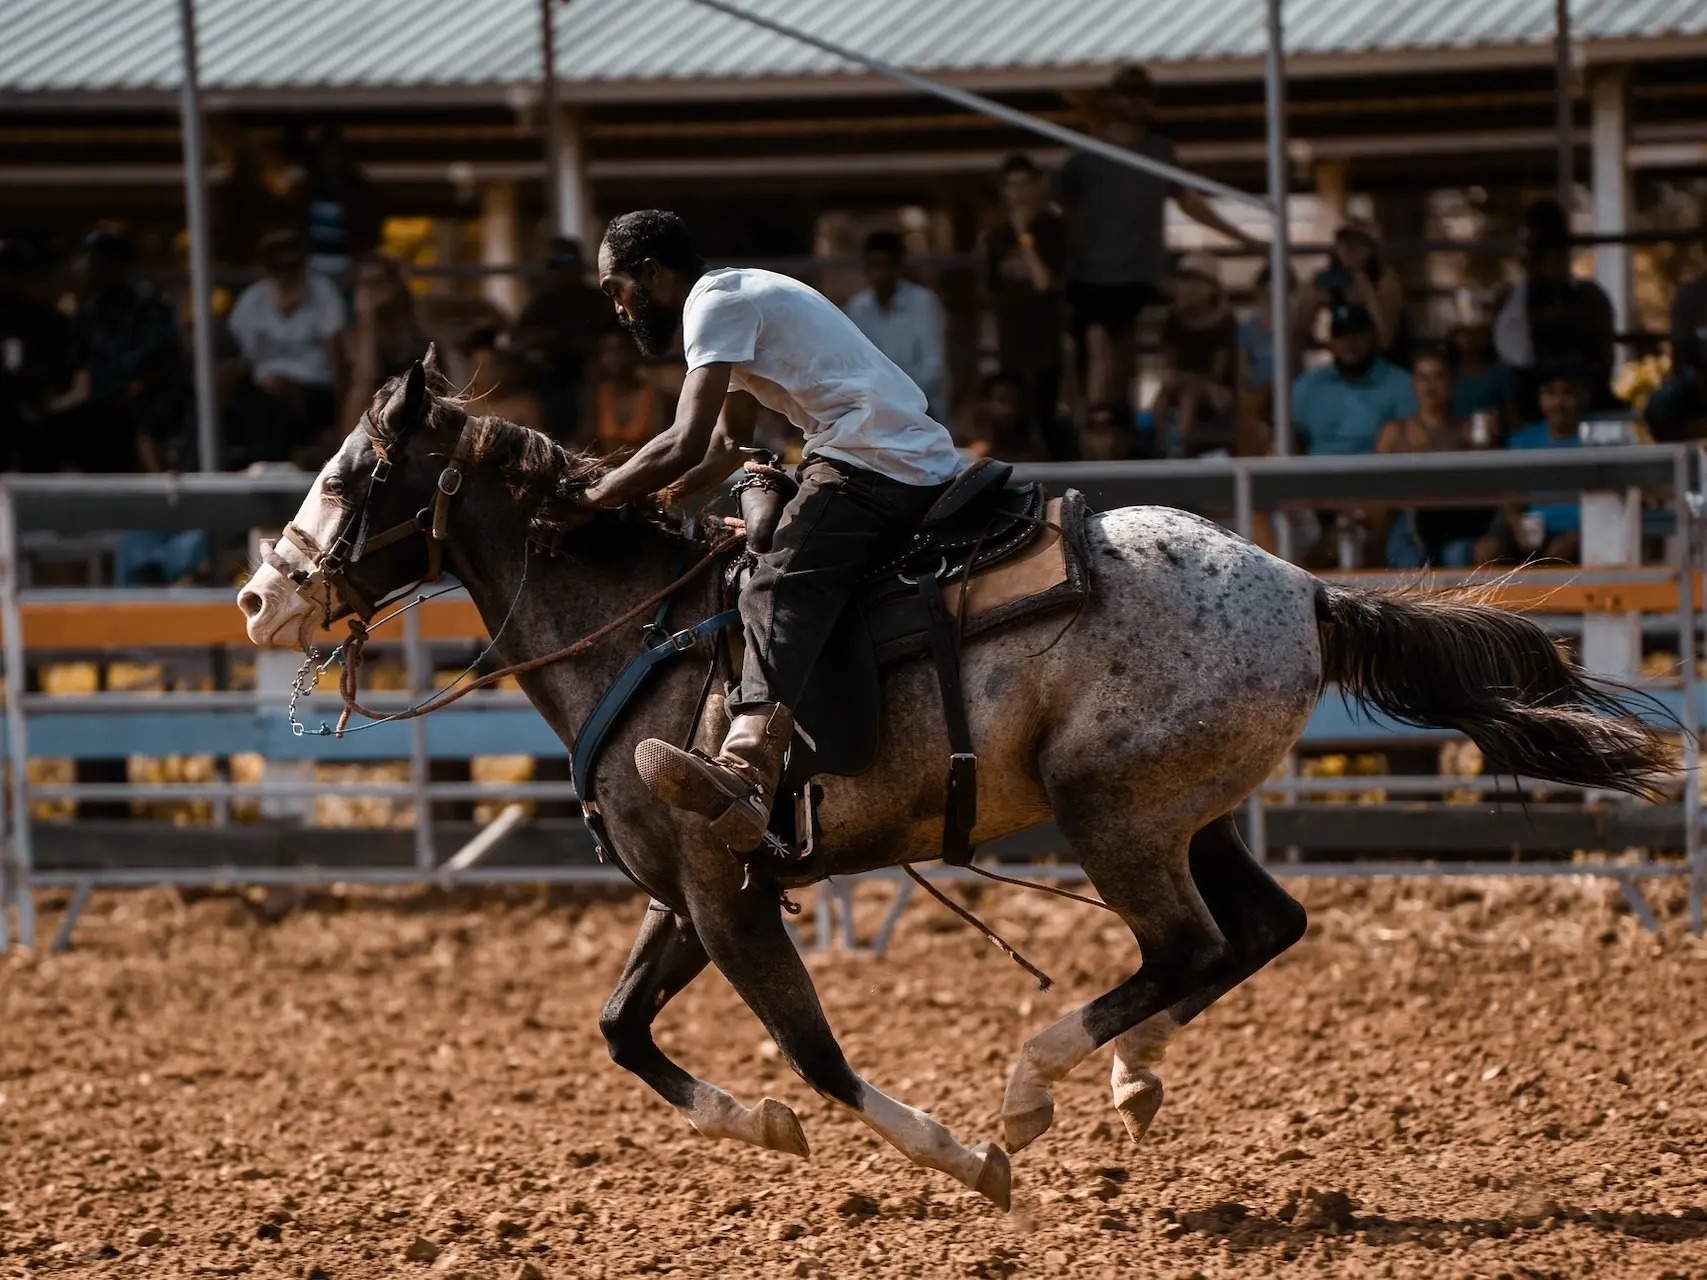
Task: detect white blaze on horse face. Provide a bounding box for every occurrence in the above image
[237,458,347,648]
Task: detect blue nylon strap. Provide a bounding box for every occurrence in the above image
[571,608,743,885]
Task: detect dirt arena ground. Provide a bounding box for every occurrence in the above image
[2,874,1706,1279]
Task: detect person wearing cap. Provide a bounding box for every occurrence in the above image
[1446,310,1515,431]
[1147,252,1237,457]
[1290,302,1416,457]
[1297,221,1409,369]
[227,228,349,466]
[1485,357,1592,565]
[1492,199,1617,418]
[515,235,612,443]
[1060,64,1261,440]
[40,230,187,472]
[843,230,950,425]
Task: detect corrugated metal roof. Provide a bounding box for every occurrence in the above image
[0,0,1702,96]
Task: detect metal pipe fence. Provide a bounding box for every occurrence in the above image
[2,448,1704,951]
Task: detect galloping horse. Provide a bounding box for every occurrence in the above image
[238,355,1670,1210]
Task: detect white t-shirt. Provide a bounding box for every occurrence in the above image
[681,267,961,486]
[229,271,347,388]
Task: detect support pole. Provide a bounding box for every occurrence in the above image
[404,606,435,872]
[1264,0,1293,459]
[1554,0,1574,210]
[1591,68,1630,332]
[0,481,34,949]
[1672,449,1701,933]
[177,0,219,473]
[679,0,1266,208]
[539,0,564,237]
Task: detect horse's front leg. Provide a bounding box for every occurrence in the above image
[688,882,1011,1210]
[601,899,808,1157]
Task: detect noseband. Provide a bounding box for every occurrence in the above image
[261,408,478,626]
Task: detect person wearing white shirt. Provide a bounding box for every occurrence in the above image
[567,210,962,855]
[228,229,348,463]
[841,230,949,424]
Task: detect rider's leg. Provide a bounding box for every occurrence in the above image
[637,458,942,849]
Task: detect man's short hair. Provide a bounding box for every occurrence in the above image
[863,230,906,258]
[1000,152,1041,178]
[256,228,308,269]
[1523,199,1572,251]
[1534,355,1590,388]
[601,210,706,278]
[1328,302,1376,338]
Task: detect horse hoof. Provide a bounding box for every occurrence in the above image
[1112,1069,1164,1146]
[1001,1099,1054,1154]
[757,1097,809,1158]
[970,1141,1012,1212]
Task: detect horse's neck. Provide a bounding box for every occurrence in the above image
[445,500,685,735]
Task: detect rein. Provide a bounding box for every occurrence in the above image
[329,530,742,735]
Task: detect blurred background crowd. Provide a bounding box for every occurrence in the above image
[6,57,1707,577]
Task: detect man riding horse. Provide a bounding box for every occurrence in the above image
[572,210,963,855]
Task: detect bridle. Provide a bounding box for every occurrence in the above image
[261,406,478,626]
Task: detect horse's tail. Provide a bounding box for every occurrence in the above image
[1313,579,1674,796]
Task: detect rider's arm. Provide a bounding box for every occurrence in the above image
[663,391,759,506]
[581,362,733,507]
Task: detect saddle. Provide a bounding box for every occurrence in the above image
[722,458,1092,871]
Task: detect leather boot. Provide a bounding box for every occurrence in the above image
[633,704,794,853]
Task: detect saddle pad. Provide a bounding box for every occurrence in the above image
[862,493,1089,667]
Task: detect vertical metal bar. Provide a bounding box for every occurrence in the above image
[1554,0,1574,210]
[1263,0,1293,460]
[0,482,34,948]
[1233,462,1254,542]
[403,609,435,870]
[1245,793,1268,864]
[1685,446,1705,934]
[539,0,565,237]
[178,0,219,473]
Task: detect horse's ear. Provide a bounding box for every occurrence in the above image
[420,342,445,387]
[380,359,428,436]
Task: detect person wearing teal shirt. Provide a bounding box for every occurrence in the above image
[1495,359,1588,564]
[1291,303,1417,456]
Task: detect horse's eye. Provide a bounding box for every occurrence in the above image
[323,476,345,498]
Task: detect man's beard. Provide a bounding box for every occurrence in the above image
[618,285,678,359]
[1333,351,1377,380]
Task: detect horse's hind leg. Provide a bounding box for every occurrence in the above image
[690,884,1011,1210]
[1002,813,1228,1153]
[600,901,807,1157]
[1110,812,1308,1144]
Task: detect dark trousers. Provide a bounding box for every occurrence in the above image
[734,456,946,713]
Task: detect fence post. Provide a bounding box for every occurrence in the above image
[0,481,35,948]
[1579,487,1641,680]
[404,607,436,870]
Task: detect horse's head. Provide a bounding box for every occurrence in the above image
[238,346,468,648]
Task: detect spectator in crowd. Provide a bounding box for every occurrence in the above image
[1482,358,1591,565]
[1236,262,1293,456]
[1149,252,1237,457]
[341,251,429,428]
[1492,199,1617,416]
[843,230,949,423]
[1446,312,1515,433]
[1292,302,1416,457]
[983,152,1073,458]
[513,236,611,443]
[1060,64,1260,439]
[1646,258,1707,441]
[581,328,667,454]
[0,239,72,471]
[38,231,187,473]
[227,229,348,466]
[966,372,1044,462]
[1376,346,1492,568]
[1297,220,1409,367]
[461,326,544,433]
[292,124,381,281]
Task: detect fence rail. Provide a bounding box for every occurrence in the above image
[3,446,1706,951]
